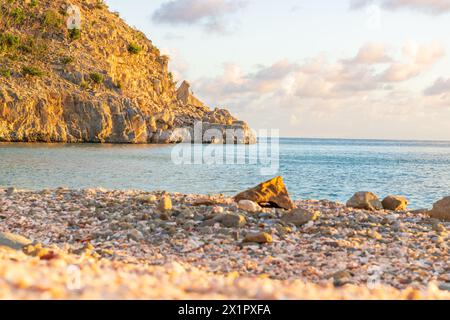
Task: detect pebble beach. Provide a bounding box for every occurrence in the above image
[1,186,449,300]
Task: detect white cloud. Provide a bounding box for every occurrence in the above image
[343,43,392,64]
[192,41,443,106]
[380,42,444,82]
[351,0,450,15]
[152,0,247,33]
[184,41,447,139]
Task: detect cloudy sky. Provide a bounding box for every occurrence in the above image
[106,0,450,140]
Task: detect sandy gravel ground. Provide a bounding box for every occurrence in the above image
[0,188,449,299]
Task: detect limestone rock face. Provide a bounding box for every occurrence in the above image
[346,192,383,211]
[382,195,408,211]
[176,80,207,111]
[429,197,450,221]
[0,0,254,144]
[234,176,296,210]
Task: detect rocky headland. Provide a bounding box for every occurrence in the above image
[1,177,449,299]
[0,0,255,144]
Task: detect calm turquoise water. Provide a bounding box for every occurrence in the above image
[1,139,450,208]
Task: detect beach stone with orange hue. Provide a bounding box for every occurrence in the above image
[243,232,273,244]
[215,214,246,228]
[281,208,320,226]
[382,195,409,211]
[157,195,173,212]
[346,192,383,211]
[234,176,296,210]
[429,196,450,221]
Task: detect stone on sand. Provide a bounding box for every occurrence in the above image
[238,200,261,213]
[243,232,273,244]
[346,192,383,211]
[281,208,320,227]
[158,195,173,212]
[215,214,246,228]
[234,176,296,210]
[382,195,408,211]
[429,197,450,221]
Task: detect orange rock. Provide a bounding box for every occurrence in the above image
[243,232,273,244]
[234,176,296,210]
[382,195,408,211]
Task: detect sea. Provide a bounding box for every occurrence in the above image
[1,138,450,209]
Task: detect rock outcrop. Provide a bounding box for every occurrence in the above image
[0,0,255,144]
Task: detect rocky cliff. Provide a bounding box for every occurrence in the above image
[0,0,255,144]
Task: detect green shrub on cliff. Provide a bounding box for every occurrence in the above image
[22,66,45,77]
[61,56,74,65]
[29,0,39,8]
[69,28,81,41]
[89,72,104,84]
[127,42,142,54]
[0,68,12,78]
[11,7,25,24]
[18,37,48,56]
[0,33,20,52]
[43,9,62,28]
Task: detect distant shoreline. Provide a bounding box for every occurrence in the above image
[2,137,450,144]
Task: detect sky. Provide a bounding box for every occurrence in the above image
[105,0,450,140]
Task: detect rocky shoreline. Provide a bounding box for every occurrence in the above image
[0,177,449,299]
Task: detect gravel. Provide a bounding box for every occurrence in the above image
[0,188,449,299]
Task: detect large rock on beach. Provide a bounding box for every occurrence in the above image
[281,208,320,227]
[0,232,32,250]
[382,195,408,211]
[429,197,450,221]
[346,192,383,211]
[234,176,296,210]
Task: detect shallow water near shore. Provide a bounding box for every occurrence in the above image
[1,138,450,208]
